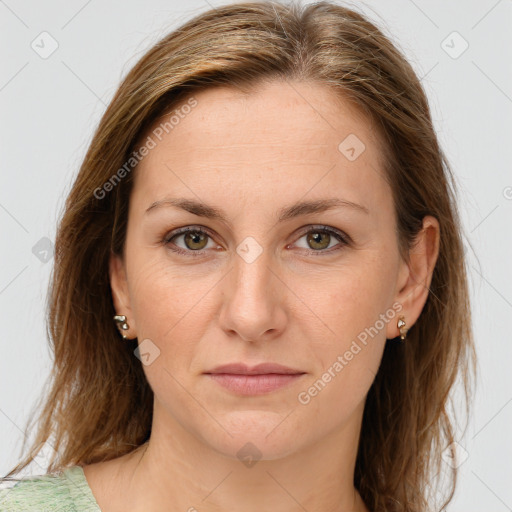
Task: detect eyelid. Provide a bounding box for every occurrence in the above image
[162,225,220,255]
[162,224,351,256]
[293,224,351,245]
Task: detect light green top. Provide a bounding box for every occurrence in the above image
[0,465,102,511]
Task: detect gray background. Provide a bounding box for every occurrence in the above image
[1,1,511,510]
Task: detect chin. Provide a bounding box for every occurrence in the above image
[201,410,306,462]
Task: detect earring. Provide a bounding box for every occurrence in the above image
[397,316,408,341]
[113,314,129,339]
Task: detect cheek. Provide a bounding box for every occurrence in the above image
[128,255,214,334]
[127,257,222,379]
[294,284,387,435]
[126,261,207,402]
[307,261,391,346]
[297,259,393,403]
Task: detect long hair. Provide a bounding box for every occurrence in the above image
[2,2,476,511]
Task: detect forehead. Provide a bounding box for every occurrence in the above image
[131,80,390,216]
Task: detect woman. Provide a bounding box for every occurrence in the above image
[0,1,476,511]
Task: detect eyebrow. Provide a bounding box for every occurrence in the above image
[145,197,369,222]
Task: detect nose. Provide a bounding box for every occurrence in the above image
[218,252,287,343]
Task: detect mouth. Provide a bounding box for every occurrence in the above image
[205,373,306,395]
[204,362,306,395]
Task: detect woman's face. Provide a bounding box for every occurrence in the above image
[111,80,412,460]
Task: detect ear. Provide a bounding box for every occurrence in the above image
[109,250,137,339]
[386,215,440,339]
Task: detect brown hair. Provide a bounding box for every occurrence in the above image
[2,2,476,511]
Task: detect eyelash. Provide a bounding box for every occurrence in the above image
[161,225,351,258]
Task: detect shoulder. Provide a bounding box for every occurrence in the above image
[0,465,101,512]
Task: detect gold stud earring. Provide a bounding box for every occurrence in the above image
[397,316,408,341]
[113,314,129,339]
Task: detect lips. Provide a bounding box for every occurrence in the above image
[204,362,305,376]
[204,362,306,395]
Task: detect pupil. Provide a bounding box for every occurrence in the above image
[309,232,329,250]
[186,232,205,249]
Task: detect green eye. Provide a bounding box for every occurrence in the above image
[163,225,350,257]
[291,226,349,254]
[164,227,214,256]
[306,231,334,250]
[181,231,209,251]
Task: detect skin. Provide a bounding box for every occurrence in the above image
[83,79,439,512]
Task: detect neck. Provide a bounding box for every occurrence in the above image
[110,400,370,512]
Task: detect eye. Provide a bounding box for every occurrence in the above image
[163,226,218,256]
[291,225,350,255]
[162,225,350,257]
